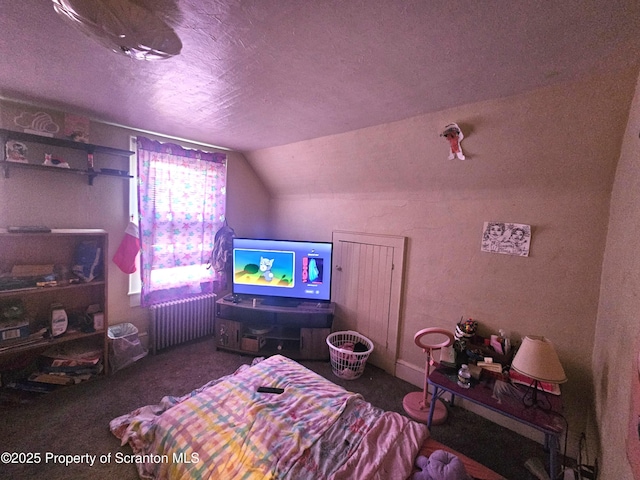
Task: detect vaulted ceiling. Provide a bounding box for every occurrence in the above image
[1,1,639,152]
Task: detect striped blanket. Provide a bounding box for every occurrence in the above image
[110,355,428,479]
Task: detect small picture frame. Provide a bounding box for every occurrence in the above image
[64,114,90,143]
[91,312,104,331]
[5,140,28,163]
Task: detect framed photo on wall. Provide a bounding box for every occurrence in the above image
[5,140,28,163]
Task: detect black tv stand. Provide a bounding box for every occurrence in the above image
[215,298,334,360]
[260,297,301,307]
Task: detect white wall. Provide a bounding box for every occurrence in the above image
[593,69,640,479]
[245,69,639,455]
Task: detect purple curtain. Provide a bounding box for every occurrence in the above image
[137,136,227,306]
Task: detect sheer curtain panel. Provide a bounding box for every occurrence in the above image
[137,136,227,306]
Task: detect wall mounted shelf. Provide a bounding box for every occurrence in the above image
[1,128,134,185]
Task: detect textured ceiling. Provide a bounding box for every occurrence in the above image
[1,0,639,152]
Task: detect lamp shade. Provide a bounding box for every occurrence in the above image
[511,336,567,384]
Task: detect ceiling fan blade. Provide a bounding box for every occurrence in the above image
[52,0,182,60]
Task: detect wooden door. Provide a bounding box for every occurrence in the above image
[331,231,406,374]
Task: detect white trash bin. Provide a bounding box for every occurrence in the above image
[108,323,147,373]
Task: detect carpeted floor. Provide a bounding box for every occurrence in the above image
[1,337,554,479]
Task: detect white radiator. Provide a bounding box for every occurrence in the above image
[149,294,217,354]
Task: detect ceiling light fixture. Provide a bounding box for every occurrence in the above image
[52,0,182,60]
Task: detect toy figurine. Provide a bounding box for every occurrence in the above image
[441,123,465,160]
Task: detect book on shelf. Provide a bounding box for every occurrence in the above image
[0,329,48,352]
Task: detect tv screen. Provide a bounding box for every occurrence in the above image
[232,238,333,305]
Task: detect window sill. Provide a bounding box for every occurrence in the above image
[128,291,141,307]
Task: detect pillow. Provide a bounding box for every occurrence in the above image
[412,450,471,480]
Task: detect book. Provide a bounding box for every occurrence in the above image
[509,369,561,395]
[29,373,74,385]
[5,380,57,393]
[478,361,503,373]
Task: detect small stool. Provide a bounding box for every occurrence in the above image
[403,327,454,425]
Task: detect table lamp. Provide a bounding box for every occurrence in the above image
[510,335,567,408]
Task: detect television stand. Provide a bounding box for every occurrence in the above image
[215,298,334,360]
[260,297,301,307]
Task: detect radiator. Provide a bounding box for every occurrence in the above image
[149,294,217,354]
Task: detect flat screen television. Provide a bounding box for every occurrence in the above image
[231,238,333,306]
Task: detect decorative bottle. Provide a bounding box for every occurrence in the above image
[457,364,471,389]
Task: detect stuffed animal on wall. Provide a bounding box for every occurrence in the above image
[412,450,472,480]
[440,123,466,160]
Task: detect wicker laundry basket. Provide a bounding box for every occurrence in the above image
[326,330,374,380]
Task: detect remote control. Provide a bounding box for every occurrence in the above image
[257,386,284,394]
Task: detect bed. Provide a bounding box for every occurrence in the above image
[110,355,504,480]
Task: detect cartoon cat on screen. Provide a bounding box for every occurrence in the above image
[259,257,274,282]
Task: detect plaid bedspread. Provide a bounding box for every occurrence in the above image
[111,355,356,479]
[110,355,428,479]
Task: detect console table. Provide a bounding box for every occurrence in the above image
[427,367,565,479]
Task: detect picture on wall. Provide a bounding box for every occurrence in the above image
[481,222,531,257]
[64,113,90,143]
[5,140,28,163]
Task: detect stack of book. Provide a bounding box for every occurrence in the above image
[10,343,104,392]
[36,344,103,383]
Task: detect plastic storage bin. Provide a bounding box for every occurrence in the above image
[326,330,374,380]
[108,322,147,373]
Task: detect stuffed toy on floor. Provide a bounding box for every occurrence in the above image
[412,450,472,480]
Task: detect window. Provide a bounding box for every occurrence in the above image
[136,136,227,306]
